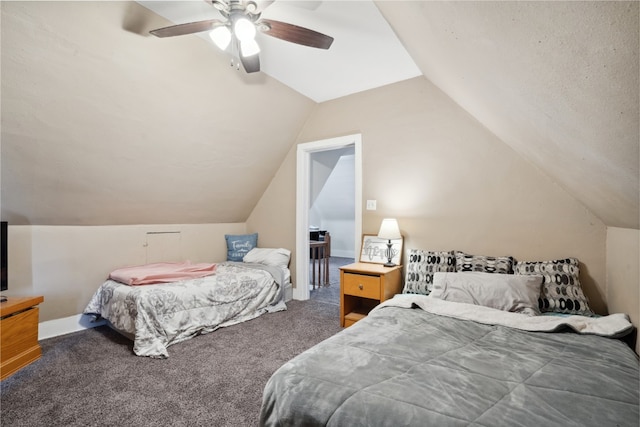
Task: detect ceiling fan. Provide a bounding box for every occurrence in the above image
[149,0,334,74]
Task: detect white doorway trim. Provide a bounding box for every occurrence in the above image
[294,134,362,300]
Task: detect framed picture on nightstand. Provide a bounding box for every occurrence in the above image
[359,234,403,265]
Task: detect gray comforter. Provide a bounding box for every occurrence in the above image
[260,296,639,427]
[84,262,286,358]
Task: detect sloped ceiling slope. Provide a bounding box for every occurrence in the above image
[2,1,638,230]
[377,1,639,229]
[1,1,314,225]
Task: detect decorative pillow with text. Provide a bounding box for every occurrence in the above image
[225,233,258,262]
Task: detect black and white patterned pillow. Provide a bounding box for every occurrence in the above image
[403,249,456,295]
[514,258,593,316]
[455,251,514,274]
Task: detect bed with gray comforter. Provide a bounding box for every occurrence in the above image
[260,295,639,427]
[84,262,287,358]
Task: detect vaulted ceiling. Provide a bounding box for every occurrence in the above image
[377,1,638,230]
[136,0,423,102]
[1,1,638,229]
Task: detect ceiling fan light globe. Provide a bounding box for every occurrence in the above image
[240,39,260,57]
[209,26,231,50]
[234,17,256,41]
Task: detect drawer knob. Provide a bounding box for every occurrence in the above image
[358,284,363,290]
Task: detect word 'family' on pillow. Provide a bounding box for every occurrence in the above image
[403,249,456,295]
[225,233,258,262]
[515,257,594,316]
[455,251,514,274]
[430,271,544,316]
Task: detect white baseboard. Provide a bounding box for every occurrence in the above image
[38,314,106,340]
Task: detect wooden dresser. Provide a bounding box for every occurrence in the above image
[1,296,44,380]
[339,263,402,327]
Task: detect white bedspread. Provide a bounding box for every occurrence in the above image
[373,294,634,338]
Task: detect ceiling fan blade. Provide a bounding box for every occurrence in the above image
[150,19,224,38]
[259,19,333,49]
[241,53,261,73]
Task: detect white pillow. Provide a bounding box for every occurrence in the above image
[243,248,291,269]
[430,271,543,316]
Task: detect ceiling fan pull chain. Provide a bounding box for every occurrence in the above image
[230,37,241,71]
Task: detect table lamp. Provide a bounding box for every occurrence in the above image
[377,218,401,267]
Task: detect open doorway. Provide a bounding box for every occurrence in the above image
[308,147,356,304]
[294,134,362,301]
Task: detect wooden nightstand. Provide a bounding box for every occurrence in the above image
[339,262,402,327]
[1,296,44,380]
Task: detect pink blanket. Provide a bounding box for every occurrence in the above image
[109,261,217,286]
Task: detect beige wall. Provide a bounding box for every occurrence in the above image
[606,227,640,352]
[249,76,609,315]
[1,1,314,226]
[6,223,246,321]
[10,75,619,326]
[3,77,630,332]
[377,1,639,230]
[246,140,300,254]
[1,2,633,335]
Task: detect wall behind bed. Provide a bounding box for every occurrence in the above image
[248,76,622,321]
[606,227,639,353]
[6,223,246,322]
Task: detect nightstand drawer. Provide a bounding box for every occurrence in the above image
[343,273,380,299]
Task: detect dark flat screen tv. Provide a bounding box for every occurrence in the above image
[1,221,7,295]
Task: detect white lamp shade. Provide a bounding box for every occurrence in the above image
[240,39,260,57]
[377,218,401,240]
[234,17,256,41]
[209,26,231,50]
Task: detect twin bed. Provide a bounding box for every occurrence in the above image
[260,250,639,426]
[84,247,292,358]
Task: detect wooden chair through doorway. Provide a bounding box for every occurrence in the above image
[310,232,330,289]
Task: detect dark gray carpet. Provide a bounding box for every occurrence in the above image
[308,256,353,305]
[0,298,343,426]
